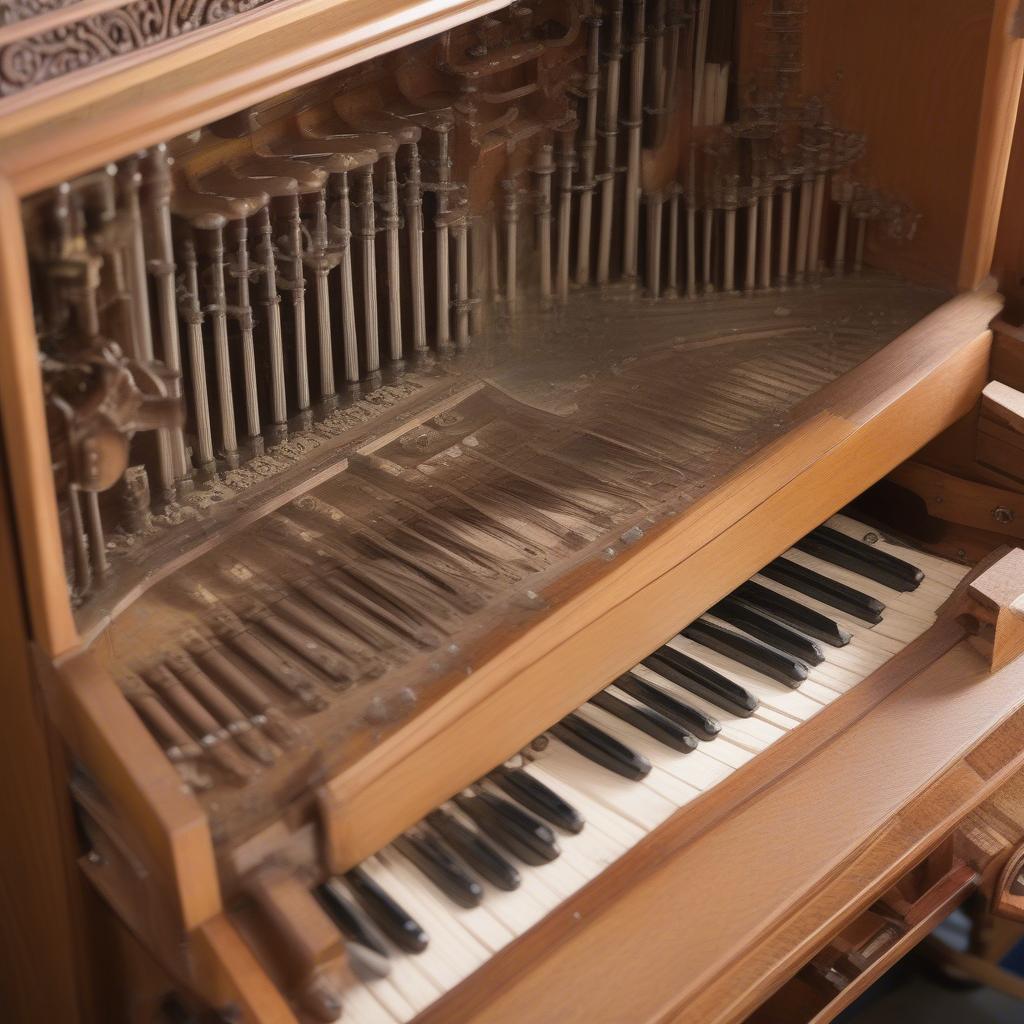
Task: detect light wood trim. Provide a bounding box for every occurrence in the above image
[456,643,1024,1024]
[0,0,510,197]
[42,649,221,931]
[319,289,998,872]
[681,706,1024,1024]
[982,379,1024,432]
[191,914,299,1024]
[958,0,1024,290]
[0,177,78,656]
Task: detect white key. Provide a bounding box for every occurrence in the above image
[826,515,966,589]
[580,698,734,792]
[385,848,512,957]
[524,764,644,850]
[574,706,702,808]
[664,635,825,722]
[360,972,418,1023]
[343,976,401,1024]
[535,738,678,830]
[369,853,488,987]
[630,663,786,750]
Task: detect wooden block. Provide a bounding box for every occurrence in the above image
[983,380,1024,435]
[962,547,1024,670]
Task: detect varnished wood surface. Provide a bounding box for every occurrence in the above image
[0,178,77,656]
[434,640,1024,1024]
[0,453,86,1024]
[799,0,1022,290]
[957,0,1024,290]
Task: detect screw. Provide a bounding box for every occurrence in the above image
[863,532,879,544]
[993,506,1014,524]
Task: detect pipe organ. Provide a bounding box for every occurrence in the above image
[3,2,1024,1023]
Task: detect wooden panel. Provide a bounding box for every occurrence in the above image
[0,453,85,1023]
[319,289,997,872]
[800,0,1022,290]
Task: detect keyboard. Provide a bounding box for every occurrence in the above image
[308,515,968,1023]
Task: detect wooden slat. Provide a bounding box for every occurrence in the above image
[0,177,78,656]
[958,0,1024,290]
[319,288,998,873]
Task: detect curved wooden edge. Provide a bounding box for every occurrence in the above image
[0,0,511,197]
[319,291,996,873]
[958,0,1024,290]
[39,647,222,931]
[0,176,78,656]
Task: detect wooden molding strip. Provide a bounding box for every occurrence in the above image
[958,0,1024,290]
[0,177,78,656]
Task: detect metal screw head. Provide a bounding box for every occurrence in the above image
[862,532,879,545]
[993,506,1015,524]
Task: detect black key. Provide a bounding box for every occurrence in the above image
[345,866,428,953]
[613,672,721,741]
[393,832,483,909]
[426,809,521,891]
[454,792,560,866]
[733,581,851,647]
[551,714,651,780]
[316,881,390,959]
[682,619,808,687]
[589,690,697,754]
[643,648,758,717]
[710,597,825,666]
[799,526,923,592]
[490,765,585,834]
[761,557,884,623]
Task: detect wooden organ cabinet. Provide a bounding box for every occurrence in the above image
[6,1,1024,1021]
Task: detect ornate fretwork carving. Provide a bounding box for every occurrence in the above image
[0,0,281,96]
[0,1,85,29]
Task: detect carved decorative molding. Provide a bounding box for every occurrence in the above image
[1,1,85,29]
[0,0,283,97]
